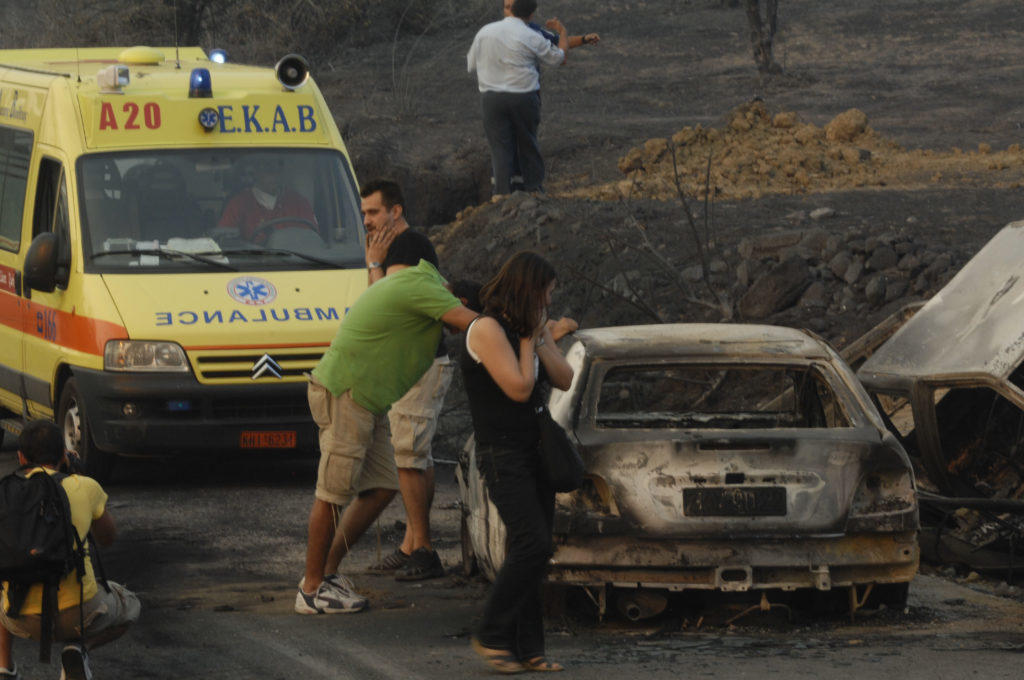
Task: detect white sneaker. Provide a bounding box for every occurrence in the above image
[294,576,367,614]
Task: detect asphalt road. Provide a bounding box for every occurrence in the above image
[2,443,1024,679]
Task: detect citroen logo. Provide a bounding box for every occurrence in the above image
[252,354,283,379]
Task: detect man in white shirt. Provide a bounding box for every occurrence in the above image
[467,0,567,195]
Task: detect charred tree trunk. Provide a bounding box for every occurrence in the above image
[744,0,781,74]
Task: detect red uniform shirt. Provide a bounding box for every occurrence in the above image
[218,188,317,243]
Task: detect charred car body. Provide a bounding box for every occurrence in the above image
[458,324,919,618]
[858,221,1024,571]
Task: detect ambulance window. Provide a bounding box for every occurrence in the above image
[32,158,71,288]
[33,158,70,240]
[0,126,32,253]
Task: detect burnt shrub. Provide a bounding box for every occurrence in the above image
[15,0,490,65]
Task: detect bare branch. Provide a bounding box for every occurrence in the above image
[564,263,666,324]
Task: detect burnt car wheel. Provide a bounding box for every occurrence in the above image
[460,504,478,577]
[58,378,115,482]
[865,582,910,610]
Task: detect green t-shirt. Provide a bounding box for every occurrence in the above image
[313,260,460,414]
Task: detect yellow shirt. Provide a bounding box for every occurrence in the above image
[1,468,108,614]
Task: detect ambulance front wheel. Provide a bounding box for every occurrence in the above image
[58,378,114,482]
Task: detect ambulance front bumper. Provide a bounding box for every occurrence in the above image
[73,368,317,456]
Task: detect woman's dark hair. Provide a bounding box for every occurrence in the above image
[18,419,64,465]
[480,251,556,337]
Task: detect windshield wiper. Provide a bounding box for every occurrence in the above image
[218,247,342,268]
[91,249,238,271]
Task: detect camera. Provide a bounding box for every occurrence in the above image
[62,450,86,475]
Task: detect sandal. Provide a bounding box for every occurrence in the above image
[471,638,526,675]
[523,657,564,672]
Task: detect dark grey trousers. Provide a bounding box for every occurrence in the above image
[481,90,543,194]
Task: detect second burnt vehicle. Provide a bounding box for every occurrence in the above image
[855,220,1024,573]
[458,323,919,619]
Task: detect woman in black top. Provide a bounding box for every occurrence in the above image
[461,251,574,673]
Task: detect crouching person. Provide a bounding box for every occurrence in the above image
[0,420,140,680]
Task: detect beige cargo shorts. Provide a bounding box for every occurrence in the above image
[388,356,454,471]
[308,377,398,506]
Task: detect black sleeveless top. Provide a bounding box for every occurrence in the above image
[460,316,546,447]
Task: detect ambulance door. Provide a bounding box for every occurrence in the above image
[0,124,33,417]
[21,156,72,418]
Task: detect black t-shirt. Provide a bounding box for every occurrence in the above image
[382,229,437,270]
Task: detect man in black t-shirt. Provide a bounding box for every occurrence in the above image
[359,180,452,581]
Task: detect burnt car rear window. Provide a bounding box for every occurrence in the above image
[596,365,851,429]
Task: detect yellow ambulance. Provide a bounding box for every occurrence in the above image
[0,47,367,478]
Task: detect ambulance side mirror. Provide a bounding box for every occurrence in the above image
[24,232,60,293]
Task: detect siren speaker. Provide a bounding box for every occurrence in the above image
[275,54,309,90]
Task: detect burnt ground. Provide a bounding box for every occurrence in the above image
[323,0,1024,226]
[4,443,1024,679]
[321,0,1024,398]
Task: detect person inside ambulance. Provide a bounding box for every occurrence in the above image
[214,155,319,245]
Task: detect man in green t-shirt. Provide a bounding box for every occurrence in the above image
[296,234,477,615]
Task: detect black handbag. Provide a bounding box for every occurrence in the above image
[537,406,584,492]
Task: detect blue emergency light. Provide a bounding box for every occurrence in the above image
[189,68,213,98]
[209,49,228,64]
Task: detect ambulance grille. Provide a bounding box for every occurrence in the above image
[189,348,325,383]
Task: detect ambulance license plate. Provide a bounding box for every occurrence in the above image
[240,431,297,449]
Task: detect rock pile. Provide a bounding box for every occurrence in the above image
[437,192,967,337]
[730,215,961,327]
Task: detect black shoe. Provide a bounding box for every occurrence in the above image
[60,644,92,680]
[368,548,411,572]
[395,548,445,581]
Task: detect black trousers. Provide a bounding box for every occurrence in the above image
[481,90,544,195]
[476,440,554,658]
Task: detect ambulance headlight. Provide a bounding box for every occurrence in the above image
[105,341,190,372]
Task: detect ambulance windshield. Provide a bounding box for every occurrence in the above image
[78,149,364,272]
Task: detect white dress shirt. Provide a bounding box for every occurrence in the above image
[467,16,565,93]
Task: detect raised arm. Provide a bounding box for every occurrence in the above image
[365,222,398,284]
[468,316,538,403]
[548,18,569,58]
[536,323,574,391]
[441,304,480,333]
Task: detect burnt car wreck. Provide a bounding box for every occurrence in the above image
[857,220,1024,576]
[458,324,919,619]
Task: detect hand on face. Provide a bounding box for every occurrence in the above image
[366,219,397,263]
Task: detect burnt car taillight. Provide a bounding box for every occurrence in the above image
[847,465,918,533]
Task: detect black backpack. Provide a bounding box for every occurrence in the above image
[0,466,93,662]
